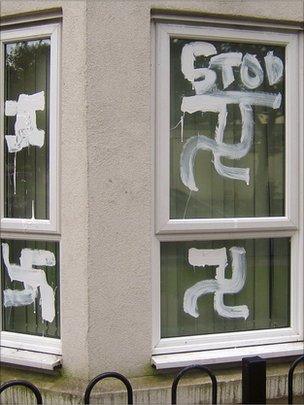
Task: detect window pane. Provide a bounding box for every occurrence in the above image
[4,39,50,219]
[161,238,290,338]
[1,239,60,339]
[170,39,285,219]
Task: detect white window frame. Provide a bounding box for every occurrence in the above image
[0,23,61,357]
[155,23,299,235]
[0,23,60,233]
[152,21,303,360]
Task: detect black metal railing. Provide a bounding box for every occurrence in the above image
[171,364,217,404]
[1,355,303,404]
[288,355,304,404]
[83,371,133,404]
[0,380,43,404]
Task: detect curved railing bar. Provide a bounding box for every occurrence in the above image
[288,355,304,404]
[171,364,217,404]
[0,380,43,404]
[83,371,133,404]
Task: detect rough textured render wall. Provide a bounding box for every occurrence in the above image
[86,0,303,378]
[1,1,89,377]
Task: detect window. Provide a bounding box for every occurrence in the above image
[1,23,61,357]
[153,20,303,362]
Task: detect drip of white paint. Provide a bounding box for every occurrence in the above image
[181,42,217,94]
[13,152,17,195]
[182,189,192,219]
[183,246,249,319]
[170,118,182,131]
[169,115,184,142]
[181,114,184,142]
[264,51,284,85]
[2,243,56,322]
[31,200,35,220]
[5,92,45,153]
[209,52,242,89]
[240,53,264,89]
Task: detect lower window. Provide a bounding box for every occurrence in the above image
[1,239,60,339]
[161,237,290,338]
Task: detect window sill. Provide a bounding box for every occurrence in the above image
[151,342,304,369]
[1,331,61,355]
[0,347,62,370]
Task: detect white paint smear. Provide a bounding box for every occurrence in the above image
[188,247,227,267]
[181,42,217,94]
[264,51,284,85]
[5,91,45,153]
[5,91,45,194]
[209,52,242,89]
[240,53,264,89]
[183,246,249,319]
[2,243,56,322]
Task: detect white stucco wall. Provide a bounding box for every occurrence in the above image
[1,0,303,379]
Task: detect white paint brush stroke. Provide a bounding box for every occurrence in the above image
[264,51,284,85]
[181,42,217,94]
[240,53,264,89]
[181,91,281,111]
[5,91,45,153]
[3,288,36,307]
[183,246,249,319]
[2,243,56,322]
[209,52,242,89]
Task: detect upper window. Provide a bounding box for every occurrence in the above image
[1,23,61,354]
[154,22,302,358]
[170,39,285,220]
[1,24,59,232]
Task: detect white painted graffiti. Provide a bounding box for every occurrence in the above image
[1,243,56,323]
[179,42,283,190]
[183,247,249,319]
[5,91,45,194]
[5,91,45,153]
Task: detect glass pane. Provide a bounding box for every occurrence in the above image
[4,39,50,219]
[170,39,285,219]
[161,238,290,338]
[1,239,60,338]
